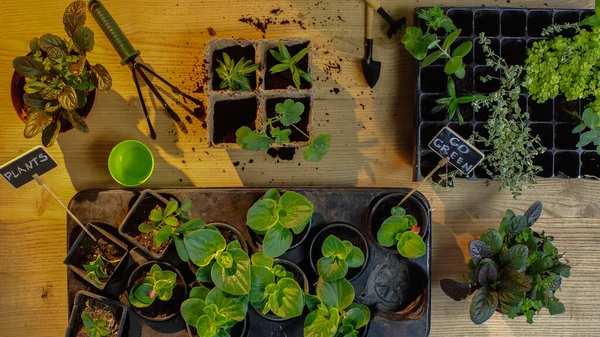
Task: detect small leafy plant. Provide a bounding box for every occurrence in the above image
[83,255,120,287]
[377,206,426,259]
[317,235,365,282]
[181,286,248,337]
[215,52,259,91]
[236,99,330,162]
[249,252,305,319]
[246,189,314,257]
[269,42,314,89]
[185,228,251,296]
[12,0,112,147]
[304,277,371,337]
[434,77,486,124]
[573,107,600,153]
[128,264,178,308]
[401,5,472,78]
[440,202,571,325]
[81,310,111,337]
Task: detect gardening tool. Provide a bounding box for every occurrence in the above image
[364,0,407,39]
[361,5,381,88]
[87,0,202,140]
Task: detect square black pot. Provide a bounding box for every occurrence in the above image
[65,290,128,337]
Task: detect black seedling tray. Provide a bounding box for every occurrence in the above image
[66,188,432,337]
[413,7,600,181]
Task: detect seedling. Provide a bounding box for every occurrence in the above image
[376,207,426,259]
[401,5,472,78]
[249,252,304,319]
[181,286,248,337]
[11,0,112,147]
[83,255,121,287]
[184,229,251,296]
[435,77,486,124]
[215,52,259,91]
[128,264,178,308]
[440,201,571,325]
[317,235,365,282]
[235,99,330,161]
[246,189,314,257]
[269,42,314,89]
[573,107,600,153]
[81,309,110,337]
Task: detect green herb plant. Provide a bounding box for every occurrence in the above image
[128,264,178,308]
[573,107,600,154]
[81,309,111,337]
[184,229,251,296]
[434,77,486,124]
[12,0,112,147]
[317,235,365,282]
[215,52,259,91]
[401,5,472,78]
[235,99,330,162]
[269,42,314,89]
[246,189,314,258]
[440,201,570,325]
[249,252,305,319]
[376,206,426,259]
[83,255,121,287]
[181,286,249,337]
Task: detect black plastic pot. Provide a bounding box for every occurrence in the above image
[64,223,129,290]
[65,290,128,337]
[186,315,248,337]
[188,222,250,275]
[367,193,429,256]
[250,219,312,255]
[119,189,171,260]
[127,261,188,322]
[252,259,309,322]
[308,223,369,282]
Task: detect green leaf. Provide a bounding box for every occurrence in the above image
[444,56,462,75]
[290,47,310,64]
[344,303,370,329]
[190,286,211,300]
[29,37,40,53]
[278,191,314,229]
[401,27,437,60]
[317,256,348,282]
[548,299,566,315]
[270,63,291,74]
[270,49,285,62]
[238,129,274,151]
[440,279,472,301]
[507,216,528,236]
[174,235,190,262]
[446,76,456,98]
[155,279,175,301]
[13,56,46,77]
[196,263,214,283]
[304,308,340,337]
[138,223,153,233]
[321,235,347,258]
[270,127,292,145]
[421,51,443,67]
[247,198,279,232]
[211,248,251,295]
[24,108,53,139]
[305,134,331,161]
[63,0,87,37]
[501,244,528,271]
[184,228,227,267]
[499,269,531,293]
[206,287,249,322]
[442,29,461,50]
[65,110,89,133]
[469,286,498,325]
[263,224,293,258]
[39,34,67,52]
[452,41,472,58]
[155,225,174,245]
[263,189,281,201]
[316,277,354,310]
[454,63,466,79]
[48,47,67,60]
[377,215,409,247]
[149,208,163,221]
[73,26,94,53]
[276,99,305,126]
[478,260,498,285]
[268,278,304,318]
[304,293,323,311]
[41,121,60,147]
[251,252,274,268]
[480,229,502,254]
[345,247,365,268]
[250,265,275,304]
[89,64,112,91]
[164,199,178,216]
[175,219,206,233]
[23,93,45,109]
[181,298,207,327]
[133,283,155,306]
[196,315,219,337]
[497,287,524,315]
[397,231,426,258]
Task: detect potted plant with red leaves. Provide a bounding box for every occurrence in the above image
[440,201,571,324]
[10,0,111,147]
[65,290,128,337]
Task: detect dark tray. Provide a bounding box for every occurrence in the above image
[413,7,600,182]
[66,188,432,337]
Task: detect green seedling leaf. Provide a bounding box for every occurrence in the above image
[174,235,189,262]
[452,41,473,58]
[246,198,279,232]
[444,56,463,75]
[480,229,502,255]
[13,56,46,77]
[304,308,340,337]
[211,248,251,295]
[316,277,354,310]
[72,26,94,53]
[304,134,331,162]
[263,224,293,258]
[506,216,528,237]
[470,286,498,325]
[396,231,426,258]
[39,33,67,52]
[401,27,437,60]
[421,50,443,67]
[442,29,461,50]
[277,191,314,230]
[270,127,291,145]
[501,244,528,271]
[276,99,305,126]
[184,228,227,267]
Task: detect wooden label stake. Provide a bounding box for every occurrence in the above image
[398,157,450,207]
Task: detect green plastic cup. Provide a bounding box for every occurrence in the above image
[108,140,154,186]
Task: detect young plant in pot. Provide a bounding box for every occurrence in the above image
[65,290,128,337]
[249,252,307,321]
[246,188,314,257]
[11,0,112,147]
[215,52,259,91]
[376,206,426,259]
[440,201,571,324]
[236,99,330,162]
[267,42,314,89]
[128,262,187,321]
[181,286,249,337]
[312,234,366,282]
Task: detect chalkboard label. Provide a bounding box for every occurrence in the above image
[0,146,57,188]
[428,127,485,174]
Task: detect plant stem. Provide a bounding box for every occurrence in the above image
[290,123,311,140]
[436,43,452,59]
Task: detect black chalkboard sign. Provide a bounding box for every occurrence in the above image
[0,146,58,188]
[428,127,485,174]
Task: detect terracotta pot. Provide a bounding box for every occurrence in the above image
[10,69,97,133]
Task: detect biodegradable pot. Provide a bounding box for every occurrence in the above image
[252,259,309,322]
[187,315,248,337]
[264,40,312,90]
[64,290,128,337]
[10,69,97,133]
[309,223,369,282]
[207,92,259,147]
[126,261,188,322]
[206,39,259,92]
[367,193,429,256]
[63,223,129,290]
[188,222,250,275]
[250,219,312,254]
[118,189,171,260]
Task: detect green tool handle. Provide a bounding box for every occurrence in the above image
[88,0,140,65]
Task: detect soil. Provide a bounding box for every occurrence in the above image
[266,97,310,142]
[213,97,257,144]
[69,229,126,285]
[73,297,122,337]
[310,226,366,280]
[221,227,242,245]
[130,264,186,320]
[265,42,311,90]
[212,45,257,91]
[267,147,296,160]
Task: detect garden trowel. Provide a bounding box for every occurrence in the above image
[364,0,407,38]
[361,5,381,88]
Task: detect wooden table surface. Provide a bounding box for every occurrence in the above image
[0,0,598,336]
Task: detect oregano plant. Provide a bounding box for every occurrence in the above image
[434,77,486,125]
[269,42,314,89]
[317,235,365,282]
[81,310,111,337]
[376,206,426,259]
[215,52,259,91]
[82,255,121,287]
[128,264,178,308]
